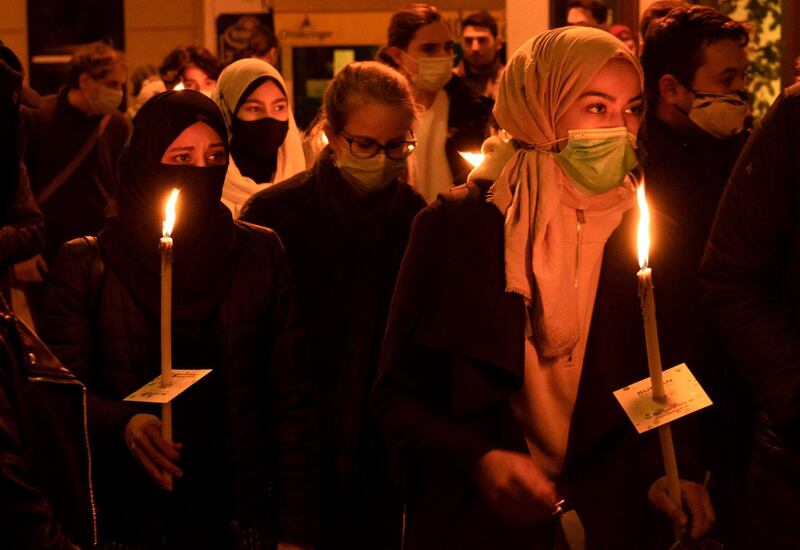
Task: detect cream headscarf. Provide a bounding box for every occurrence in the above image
[213,58,306,217]
[491,26,642,358]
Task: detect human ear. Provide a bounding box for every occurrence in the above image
[387,46,405,68]
[266,47,279,66]
[658,74,689,106]
[78,72,94,92]
[323,125,340,154]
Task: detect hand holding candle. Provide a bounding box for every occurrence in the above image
[636,182,682,512]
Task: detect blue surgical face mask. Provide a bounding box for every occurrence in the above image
[547,126,639,194]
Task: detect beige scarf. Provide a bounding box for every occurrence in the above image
[490,26,642,358]
[213,58,306,217]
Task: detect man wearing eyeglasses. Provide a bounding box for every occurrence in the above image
[639,6,752,546]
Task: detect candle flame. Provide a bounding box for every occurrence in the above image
[459,151,484,168]
[173,82,185,91]
[162,189,180,237]
[637,183,650,269]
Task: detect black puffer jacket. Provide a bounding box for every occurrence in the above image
[41,221,319,547]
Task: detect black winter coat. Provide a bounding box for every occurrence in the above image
[640,111,752,547]
[41,221,319,547]
[701,83,800,443]
[0,297,95,549]
[371,182,696,549]
[700,82,800,548]
[241,154,425,549]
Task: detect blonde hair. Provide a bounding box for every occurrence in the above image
[322,61,417,134]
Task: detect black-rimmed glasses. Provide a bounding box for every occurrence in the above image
[340,131,417,160]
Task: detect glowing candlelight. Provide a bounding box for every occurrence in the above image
[637,184,650,271]
[635,182,682,513]
[636,184,665,401]
[173,82,185,91]
[459,151,484,168]
[160,189,179,448]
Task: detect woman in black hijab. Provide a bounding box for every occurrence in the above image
[42,90,318,550]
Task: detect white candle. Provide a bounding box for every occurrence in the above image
[160,189,179,445]
[636,183,682,511]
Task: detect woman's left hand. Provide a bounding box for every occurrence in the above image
[647,476,715,538]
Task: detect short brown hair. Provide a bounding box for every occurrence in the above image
[65,42,125,90]
[462,11,498,38]
[159,46,220,89]
[641,5,749,104]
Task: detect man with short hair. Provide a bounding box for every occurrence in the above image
[566,0,607,28]
[21,42,129,290]
[639,7,751,546]
[453,11,504,101]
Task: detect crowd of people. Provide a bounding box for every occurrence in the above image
[1,1,798,549]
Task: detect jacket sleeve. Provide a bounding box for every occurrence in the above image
[0,163,45,268]
[265,235,320,544]
[700,88,800,438]
[0,350,75,550]
[41,241,141,438]
[370,206,498,480]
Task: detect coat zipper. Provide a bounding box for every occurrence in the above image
[26,377,98,545]
[82,386,99,546]
[575,209,585,289]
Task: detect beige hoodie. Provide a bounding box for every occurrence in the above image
[510,182,634,477]
[484,26,642,475]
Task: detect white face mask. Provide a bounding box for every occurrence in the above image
[403,52,453,92]
[88,85,123,115]
[335,149,406,194]
[685,90,750,139]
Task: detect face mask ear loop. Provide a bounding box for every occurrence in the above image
[533,136,568,154]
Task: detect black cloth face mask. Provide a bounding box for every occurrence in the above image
[230,117,289,184]
[100,89,240,324]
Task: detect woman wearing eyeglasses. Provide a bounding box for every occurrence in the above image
[240,61,424,549]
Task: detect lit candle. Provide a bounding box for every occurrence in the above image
[459,151,484,169]
[636,182,682,511]
[160,188,179,446]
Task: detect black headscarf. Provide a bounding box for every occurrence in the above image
[98,90,241,323]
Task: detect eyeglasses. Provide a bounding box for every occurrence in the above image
[339,131,417,160]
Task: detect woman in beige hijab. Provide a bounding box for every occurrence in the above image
[214,58,305,217]
[372,26,714,548]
